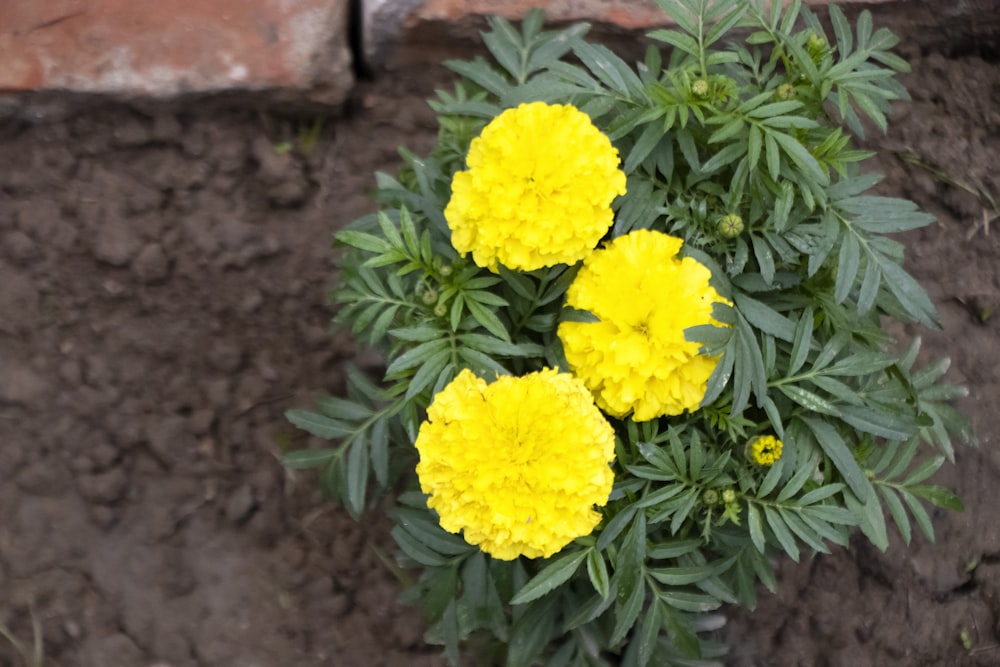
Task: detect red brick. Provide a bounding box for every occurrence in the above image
[0,0,353,105]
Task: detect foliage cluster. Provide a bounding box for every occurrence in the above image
[285,1,973,664]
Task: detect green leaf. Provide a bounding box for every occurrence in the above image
[466,297,512,341]
[506,595,558,667]
[385,338,450,376]
[909,484,964,511]
[879,485,911,545]
[899,488,937,540]
[457,333,543,358]
[285,409,353,439]
[391,524,452,567]
[874,252,940,327]
[510,549,589,605]
[281,447,338,469]
[748,503,765,553]
[788,308,814,376]
[660,590,722,613]
[610,570,646,645]
[445,58,510,97]
[778,384,841,417]
[769,129,829,185]
[344,437,368,517]
[846,488,889,551]
[587,548,611,600]
[763,506,800,561]
[637,599,663,667]
[801,416,873,502]
[337,230,391,254]
[596,504,637,550]
[394,508,476,557]
[734,292,796,342]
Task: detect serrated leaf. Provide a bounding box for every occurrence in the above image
[610,573,646,646]
[510,549,589,605]
[899,488,938,540]
[779,384,841,417]
[398,516,472,562]
[847,488,888,551]
[466,297,511,341]
[345,437,368,517]
[506,595,558,667]
[909,484,964,511]
[770,129,829,185]
[587,548,611,600]
[802,416,873,501]
[660,589,722,613]
[763,506,800,561]
[385,338,450,377]
[748,503,765,553]
[734,292,795,342]
[285,409,353,439]
[281,447,339,469]
[637,598,663,667]
[391,524,451,567]
[878,485,912,544]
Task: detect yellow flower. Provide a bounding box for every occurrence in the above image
[749,435,783,466]
[558,230,730,421]
[444,102,626,271]
[414,368,615,560]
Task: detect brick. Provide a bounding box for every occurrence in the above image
[0,0,353,106]
[406,0,895,27]
[364,0,905,67]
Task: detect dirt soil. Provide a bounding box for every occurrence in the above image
[1,7,998,667]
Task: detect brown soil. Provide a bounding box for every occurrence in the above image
[1,7,998,667]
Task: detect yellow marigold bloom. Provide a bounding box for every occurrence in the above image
[749,435,783,466]
[558,229,730,421]
[414,368,615,560]
[444,102,626,271]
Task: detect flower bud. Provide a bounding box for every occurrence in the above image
[775,83,795,101]
[746,435,783,467]
[721,488,737,504]
[421,288,439,305]
[692,78,710,98]
[433,302,448,317]
[806,33,827,60]
[718,214,744,238]
[439,264,453,277]
[702,488,720,505]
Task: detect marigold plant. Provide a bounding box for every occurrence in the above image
[285,1,974,665]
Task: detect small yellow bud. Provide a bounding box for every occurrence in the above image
[718,214,744,238]
[722,488,737,504]
[692,78,710,98]
[747,435,783,467]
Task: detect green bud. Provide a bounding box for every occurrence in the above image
[433,302,447,317]
[439,264,453,277]
[722,488,737,504]
[702,488,720,505]
[692,78,710,98]
[718,214,744,238]
[421,288,438,305]
[806,33,827,60]
[775,83,795,101]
